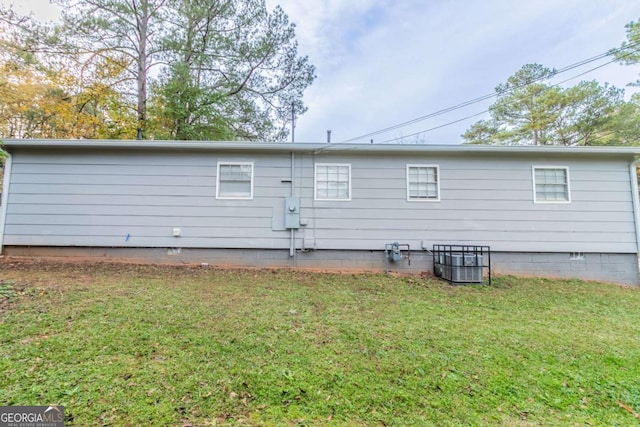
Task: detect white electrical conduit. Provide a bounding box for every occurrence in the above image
[0,153,13,254]
[290,152,296,257]
[629,159,640,274]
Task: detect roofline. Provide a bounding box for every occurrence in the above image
[2,139,640,157]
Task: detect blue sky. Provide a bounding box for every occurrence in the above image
[5,0,640,143]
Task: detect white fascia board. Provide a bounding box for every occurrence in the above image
[2,139,640,158]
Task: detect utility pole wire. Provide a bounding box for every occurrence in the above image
[341,41,640,143]
[379,45,640,144]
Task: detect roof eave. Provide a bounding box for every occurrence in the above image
[2,139,640,157]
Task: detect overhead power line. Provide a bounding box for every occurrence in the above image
[554,57,626,86]
[379,45,640,144]
[340,41,640,143]
[379,111,489,143]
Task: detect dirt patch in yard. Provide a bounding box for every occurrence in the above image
[0,255,423,281]
[0,256,209,279]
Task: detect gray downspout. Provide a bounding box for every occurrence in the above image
[290,152,296,257]
[629,159,640,276]
[0,153,13,254]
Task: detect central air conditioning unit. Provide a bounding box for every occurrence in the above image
[442,253,483,283]
[433,245,491,284]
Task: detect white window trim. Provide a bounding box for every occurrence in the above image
[532,165,571,204]
[216,161,254,200]
[314,163,352,201]
[406,164,440,202]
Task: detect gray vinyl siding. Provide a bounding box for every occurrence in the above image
[2,148,637,254]
[4,150,294,249]
[294,154,636,253]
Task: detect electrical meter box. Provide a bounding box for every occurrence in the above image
[284,197,300,229]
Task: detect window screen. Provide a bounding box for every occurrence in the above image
[217,163,253,199]
[407,165,439,201]
[534,167,569,202]
[315,164,350,200]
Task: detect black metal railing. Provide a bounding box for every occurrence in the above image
[433,244,491,285]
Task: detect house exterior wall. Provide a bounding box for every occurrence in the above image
[4,148,294,248]
[299,152,636,253]
[2,147,637,255]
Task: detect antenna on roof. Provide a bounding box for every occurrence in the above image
[291,102,296,142]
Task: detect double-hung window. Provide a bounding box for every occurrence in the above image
[532,166,570,203]
[315,163,351,201]
[407,164,440,201]
[216,162,254,199]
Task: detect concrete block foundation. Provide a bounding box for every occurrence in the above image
[3,246,638,286]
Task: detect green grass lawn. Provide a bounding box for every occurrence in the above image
[1,260,640,426]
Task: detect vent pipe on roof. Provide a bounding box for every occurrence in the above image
[327,130,331,143]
